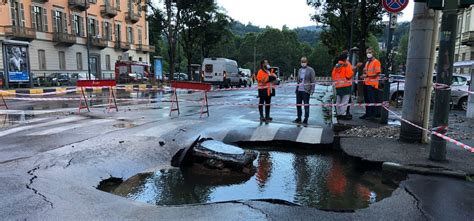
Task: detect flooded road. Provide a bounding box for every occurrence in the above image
[110,147,400,210]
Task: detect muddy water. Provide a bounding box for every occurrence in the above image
[111,148,400,210]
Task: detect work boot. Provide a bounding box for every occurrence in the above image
[260,115,265,122]
[293,118,302,123]
[265,117,273,122]
[359,114,367,119]
[302,119,308,125]
[343,114,353,120]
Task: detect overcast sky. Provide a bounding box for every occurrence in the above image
[215,0,414,29]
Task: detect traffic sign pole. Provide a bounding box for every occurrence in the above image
[380,0,408,124]
[381,13,397,124]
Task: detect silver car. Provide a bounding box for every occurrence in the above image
[389,74,471,111]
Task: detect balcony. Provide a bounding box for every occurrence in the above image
[69,0,89,11]
[101,4,118,18]
[89,37,108,49]
[4,26,36,41]
[53,32,77,47]
[115,41,130,51]
[136,43,155,53]
[461,31,474,46]
[126,11,141,24]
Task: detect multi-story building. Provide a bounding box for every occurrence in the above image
[0,0,154,88]
[431,6,474,75]
[442,5,474,74]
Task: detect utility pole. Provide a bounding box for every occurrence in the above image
[85,3,91,80]
[399,2,437,143]
[430,0,458,161]
[380,13,396,124]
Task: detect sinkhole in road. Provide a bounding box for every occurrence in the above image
[101,144,404,211]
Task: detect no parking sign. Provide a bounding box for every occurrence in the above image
[382,0,409,13]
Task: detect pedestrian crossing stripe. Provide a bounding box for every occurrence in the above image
[0,116,84,137]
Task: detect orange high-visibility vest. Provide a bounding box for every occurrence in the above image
[332,61,354,88]
[257,69,275,96]
[364,58,381,89]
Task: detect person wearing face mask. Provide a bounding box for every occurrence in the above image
[294,57,316,125]
[332,53,354,120]
[257,59,277,122]
[360,47,381,120]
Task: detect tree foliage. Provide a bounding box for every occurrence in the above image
[308,0,385,59]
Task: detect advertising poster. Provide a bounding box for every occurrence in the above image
[5,44,29,82]
[154,58,163,80]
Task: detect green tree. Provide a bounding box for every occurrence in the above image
[394,32,409,73]
[309,42,333,76]
[308,0,385,59]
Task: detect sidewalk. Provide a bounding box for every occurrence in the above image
[335,104,474,176]
[0,84,163,96]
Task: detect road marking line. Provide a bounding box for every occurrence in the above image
[250,125,281,141]
[137,120,199,137]
[296,127,323,144]
[27,119,113,136]
[0,116,83,137]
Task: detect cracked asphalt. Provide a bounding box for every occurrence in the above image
[0,84,470,220]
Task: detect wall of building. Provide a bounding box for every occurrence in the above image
[0,0,152,81]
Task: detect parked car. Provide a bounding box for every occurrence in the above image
[238,68,252,87]
[173,73,188,81]
[51,73,71,86]
[390,74,471,111]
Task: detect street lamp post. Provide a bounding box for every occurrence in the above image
[85,3,92,80]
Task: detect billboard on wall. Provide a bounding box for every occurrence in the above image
[4,44,29,82]
[154,57,163,80]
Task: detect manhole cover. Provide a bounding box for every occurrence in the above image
[113,122,136,128]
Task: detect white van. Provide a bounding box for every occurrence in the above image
[202,58,240,87]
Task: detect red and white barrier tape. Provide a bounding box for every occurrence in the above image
[383,106,473,153]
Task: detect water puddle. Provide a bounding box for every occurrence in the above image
[107,147,402,210]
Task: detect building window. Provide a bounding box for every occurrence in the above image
[127,26,133,44]
[76,53,83,70]
[116,0,121,10]
[88,18,99,37]
[88,0,97,3]
[462,53,466,61]
[115,23,122,42]
[139,57,142,62]
[53,10,68,33]
[38,50,46,70]
[10,0,25,27]
[106,55,111,70]
[466,11,471,33]
[138,28,142,45]
[470,52,474,60]
[457,17,462,36]
[71,15,84,37]
[455,54,459,62]
[31,6,48,32]
[102,21,112,41]
[59,51,66,70]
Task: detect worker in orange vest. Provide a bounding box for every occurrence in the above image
[332,53,354,120]
[360,47,381,120]
[257,59,277,122]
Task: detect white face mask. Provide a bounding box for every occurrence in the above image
[301,63,307,68]
[266,64,271,69]
[367,53,373,59]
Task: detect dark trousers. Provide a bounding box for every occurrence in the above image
[364,85,376,117]
[259,96,272,118]
[296,90,310,120]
